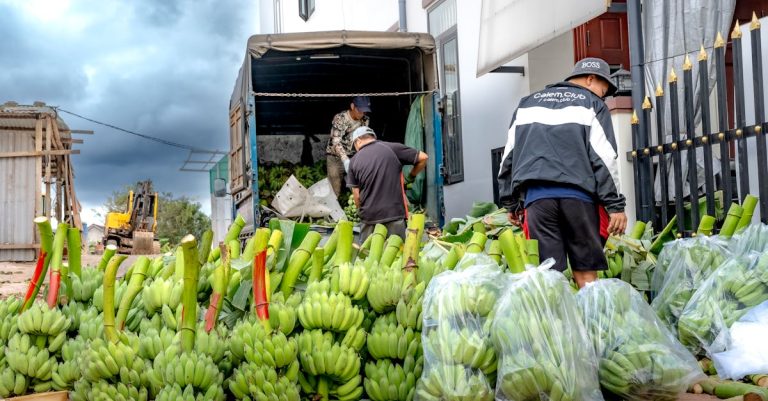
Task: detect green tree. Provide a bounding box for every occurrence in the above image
[101,185,211,246]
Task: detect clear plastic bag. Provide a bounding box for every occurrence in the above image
[711,300,768,379]
[415,254,504,401]
[677,251,768,355]
[577,279,704,400]
[650,236,731,331]
[730,224,768,255]
[650,239,684,297]
[491,260,603,401]
[271,175,345,221]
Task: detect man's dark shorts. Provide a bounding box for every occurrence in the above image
[524,198,608,272]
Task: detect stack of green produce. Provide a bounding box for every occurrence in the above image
[577,279,704,400]
[602,221,657,292]
[677,251,768,355]
[491,263,603,401]
[257,161,327,205]
[415,253,502,401]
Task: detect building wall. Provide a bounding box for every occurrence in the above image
[527,32,575,93]
[0,130,36,261]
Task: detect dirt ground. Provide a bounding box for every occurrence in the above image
[0,253,158,298]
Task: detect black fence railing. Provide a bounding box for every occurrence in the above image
[630,18,767,236]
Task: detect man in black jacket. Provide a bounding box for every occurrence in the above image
[497,57,627,288]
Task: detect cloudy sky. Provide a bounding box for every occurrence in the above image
[1,0,257,225]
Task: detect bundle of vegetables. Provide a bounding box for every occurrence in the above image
[491,262,603,401]
[415,255,503,401]
[0,296,21,346]
[677,251,768,355]
[441,202,513,242]
[602,221,657,292]
[51,335,86,391]
[577,279,704,400]
[67,266,104,303]
[650,235,731,331]
[257,161,327,204]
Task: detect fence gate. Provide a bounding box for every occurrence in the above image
[630,16,767,236]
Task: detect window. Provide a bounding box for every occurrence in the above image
[299,0,315,22]
[429,0,464,184]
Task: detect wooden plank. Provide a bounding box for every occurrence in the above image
[67,158,82,230]
[70,129,94,135]
[45,117,52,218]
[0,244,40,249]
[34,118,42,218]
[61,138,84,144]
[0,149,79,158]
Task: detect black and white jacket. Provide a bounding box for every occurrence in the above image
[497,81,626,213]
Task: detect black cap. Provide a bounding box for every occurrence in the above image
[565,57,618,97]
[352,96,371,113]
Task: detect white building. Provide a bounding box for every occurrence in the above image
[255,0,637,222]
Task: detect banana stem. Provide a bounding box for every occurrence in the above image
[66,228,82,278]
[629,221,647,240]
[322,229,339,264]
[205,243,229,332]
[198,229,214,266]
[697,215,717,236]
[225,215,246,242]
[402,214,425,272]
[103,254,128,343]
[488,240,502,264]
[738,195,759,231]
[499,229,525,273]
[309,248,324,283]
[180,235,200,353]
[98,244,117,271]
[367,224,388,263]
[380,235,404,268]
[228,239,241,259]
[22,249,47,312]
[335,221,354,266]
[721,203,744,239]
[23,217,55,312]
[116,256,149,330]
[174,246,184,281]
[317,377,330,401]
[526,239,540,265]
[280,231,322,297]
[267,230,283,271]
[465,232,487,254]
[46,222,69,308]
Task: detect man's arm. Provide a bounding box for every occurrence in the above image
[589,103,627,234]
[329,115,349,161]
[405,152,428,181]
[352,187,360,209]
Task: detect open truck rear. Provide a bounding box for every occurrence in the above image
[228,31,445,235]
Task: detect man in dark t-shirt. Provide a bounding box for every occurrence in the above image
[346,127,428,241]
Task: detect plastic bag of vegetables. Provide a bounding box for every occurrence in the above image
[577,279,704,400]
[491,260,603,401]
[415,255,505,401]
[730,223,768,255]
[650,236,731,331]
[678,251,768,355]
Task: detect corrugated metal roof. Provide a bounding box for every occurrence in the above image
[0,102,71,133]
[0,129,37,261]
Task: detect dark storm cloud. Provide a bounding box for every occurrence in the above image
[1,0,257,223]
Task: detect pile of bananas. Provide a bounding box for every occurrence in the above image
[367,315,421,361]
[73,379,149,401]
[17,301,70,339]
[68,267,104,302]
[0,296,20,345]
[332,263,370,301]
[491,270,603,401]
[297,330,360,382]
[150,345,225,401]
[138,327,176,360]
[415,364,494,401]
[160,303,184,331]
[77,307,104,341]
[424,326,495,374]
[82,336,145,384]
[396,281,425,330]
[5,334,56,383]
[143,278,183,316]
[228,362,300,401]
[367,266,416,313]
[298,371,364,401]
[93,281,126,312]
[343,196,360,223]
[194,324,229,368]
[228,318,297,368]
[154,382,223,401]
[339,325,367,352]
[61,302,87,334]
[268,292,301,336]
[427,281,498,319]
[51,336,86,390]
[0,356,28,398]
[297,281,365,332]
[365,357,423,401]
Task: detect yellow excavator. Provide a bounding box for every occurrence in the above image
[103,180,160,254]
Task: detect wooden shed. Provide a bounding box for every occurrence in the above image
[0,101,84,261]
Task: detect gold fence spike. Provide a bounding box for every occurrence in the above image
[718,132,726,141]
[736,129,743,137]
[669,68,678,83]
[643,148,650,155]
[655,83,664,97]
[751,12,761,30]
[686,139,693,146]
[756,125,763,134]
[642,97,652,109]
[657,145,663,152]
[702,136,709,144]
[698,44,708,61]
[714,32,726,48]
[683,54,693,71]
[631,111,639,125]
[732,20,743,39]
[671,142,678,150]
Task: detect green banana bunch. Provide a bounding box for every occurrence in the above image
[138,313,164,334]
[143,278,183,316]
[152,347,225,399]
[228,362,300,401]
[364,356,422,401]
[367,266,416,313]
[51,336,87,390]
[138,327,177,360]
[5,333,56,381]
[93,281,126,312]
[0,314,18,345]
[69,267,104,302]
[17,300,70,336]
[86,380,149,401]
[678,253,768,352]
[0,358,28,397]
[0,296,21,319]
[339,324,367,352]
[414,364,494,401]
[229,317,297,367]
[601,252,623,279]
[61,301,87,333]
[396,281,425,330]
[298,281,365,332]
[598,346,693,400]
[29,379,53,393]
[77,307,104,341]
[82,335,140,382]
[194,323,229,364]
[296,329,361,383]
[160,303,184,331]
[155,382,225,401]
[297,372,364,401]
[332,263,371,300]
[367,317,421,361]
[268,292,301,336]
[427,281,498,318]
[491,269,603,401]
[124,301,147,333]
[424,325,496,374]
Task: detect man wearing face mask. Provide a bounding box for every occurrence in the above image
[326,96,371,197]
[497,57,627,288]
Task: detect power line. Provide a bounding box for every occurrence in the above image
[55,107,223,153]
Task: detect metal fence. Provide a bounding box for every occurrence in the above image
[630,18,767,235]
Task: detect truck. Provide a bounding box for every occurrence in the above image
[226,30,446,235]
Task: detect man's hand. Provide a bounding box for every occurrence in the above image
[607,212,627,236]
[508,210,524,227]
